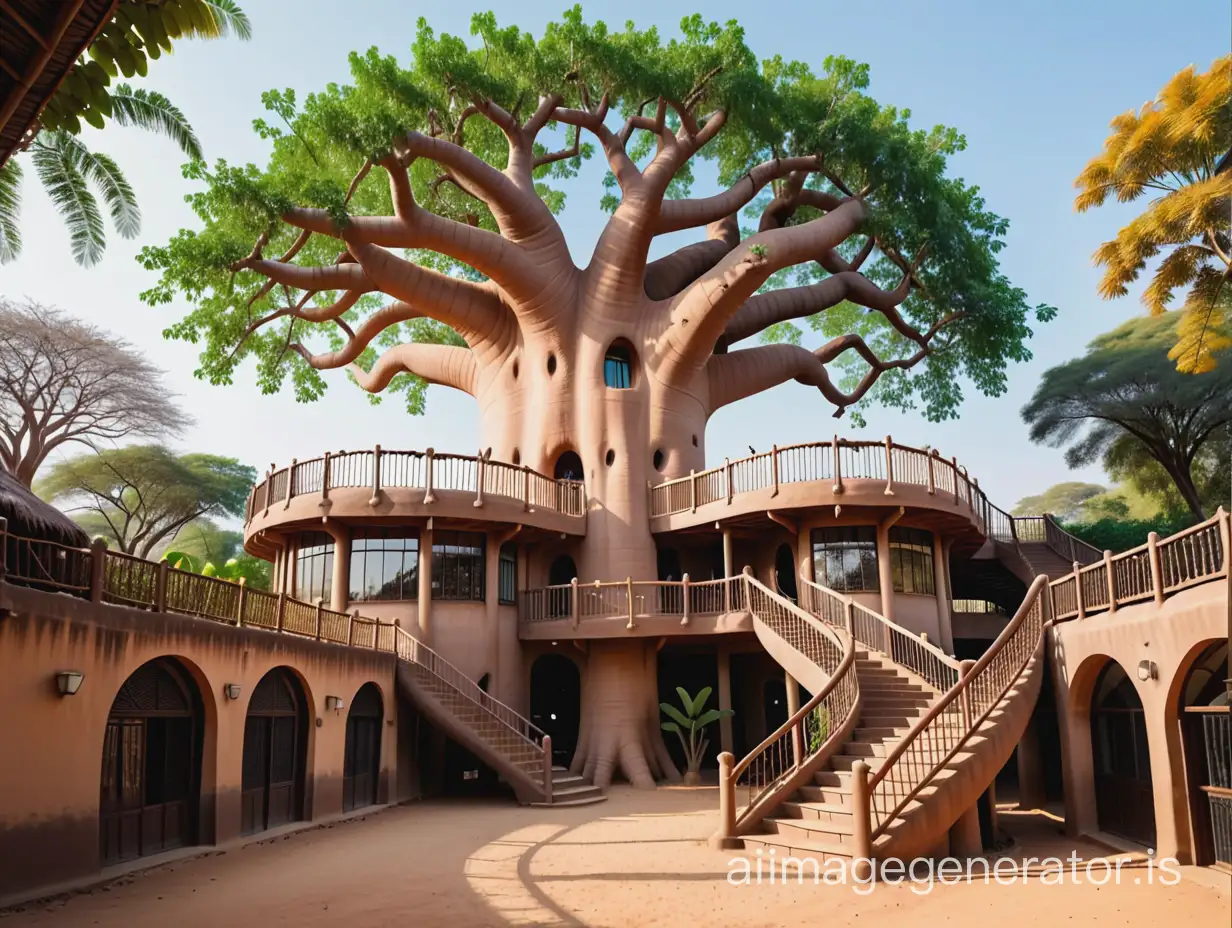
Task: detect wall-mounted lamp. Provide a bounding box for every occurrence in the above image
[325,695,345,711]
[1137,660,1158,682]
[55,671,84,696]
[224,683,242,700]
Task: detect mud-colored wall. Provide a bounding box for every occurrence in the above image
[0,582,399,902]
[1049,580,1228,862]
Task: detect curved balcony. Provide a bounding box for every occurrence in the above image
[244,447,587,549]
[648,437,1016,546]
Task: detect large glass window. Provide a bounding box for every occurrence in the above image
[811,527,879,592]
[295,532,333,603]
[351,530,419,601]
[432,531,485,601]
[890,527,935,594]
[498,543,517,605]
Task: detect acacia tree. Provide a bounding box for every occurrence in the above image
[38,446,255,557]
[0,299,185,487]
[1021,314,1232,520]
[141,12,1052,787]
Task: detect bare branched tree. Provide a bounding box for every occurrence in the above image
[0,299,187,486]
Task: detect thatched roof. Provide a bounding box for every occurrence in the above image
[0,0,118,168]
[0,467,88,547]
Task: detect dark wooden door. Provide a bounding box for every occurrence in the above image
[241,669,304,835]
[343,684,383,812]
[99,660,198,865]
[1091,664,1156,848]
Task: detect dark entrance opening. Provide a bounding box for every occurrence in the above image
[1090,661,1156,847]
[343,683,383,812]
[242,667,307,835]
[657,547,683,613]
[1179,640,1230,866]
[774,544,798,601]
[99,658,202,865]
[658,647,721,774]
[763,677,788,739]
[548,554,577,617]
[530,654,581,767]
[554,451,584,481]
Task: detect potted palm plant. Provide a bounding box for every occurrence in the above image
[659,686,734,785]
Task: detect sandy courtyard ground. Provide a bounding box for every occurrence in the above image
[3,787,1228,927]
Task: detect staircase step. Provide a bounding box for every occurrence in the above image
[779,799,854,823]
[739,833,854,863]
[796,783,850,804]
[531,795,609,808]
[764,815,857,847]
[813,769,852,788]
[829,754,883,772]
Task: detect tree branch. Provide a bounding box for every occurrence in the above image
[643,216,740,300]
[655,156,822,235]
[349,343,478,397]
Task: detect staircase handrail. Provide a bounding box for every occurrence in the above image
[860,574,1051,842]
[394,626,546,748]
[1041,513,1103,565]
[717,574,860,840]
[799,576,961,691]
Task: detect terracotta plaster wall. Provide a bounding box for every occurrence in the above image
[1049,579,1228,862]
[0,583,398,901]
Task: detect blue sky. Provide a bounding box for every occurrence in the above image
[3,0,1226,512]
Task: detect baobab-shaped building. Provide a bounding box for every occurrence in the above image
[0,15,1227,902]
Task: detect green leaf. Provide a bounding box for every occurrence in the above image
[0,159,21,263]
[58,133,140,239]
[659,702,691,729]
[110,85,203,161]
[202,1,253,41]
[675,687,695,717]
[690,686,713,716]
[32,132,105,266]
[660,722,680,733]
[694,709,724,728]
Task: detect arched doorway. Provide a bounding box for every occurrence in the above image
[1090,661,1155,847]
[548,554,577,618]
[242,668,307,835]
[774,544,798,601]
[99,658,202,865]
[1179,640,1230,866]
[530,654,581,767]
[553,450,584,481]
[343,683,383,812]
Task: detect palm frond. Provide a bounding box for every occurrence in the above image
[110,85,203,161]
[0,159,22,263]
[202,1,253,40]
[57,133,140,239]
[31,133,105,267]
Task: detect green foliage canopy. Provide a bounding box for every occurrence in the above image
[140,9,1053,422]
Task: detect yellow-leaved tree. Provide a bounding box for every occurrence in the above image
[1075,57,1232,373]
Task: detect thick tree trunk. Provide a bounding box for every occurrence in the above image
[1161,454,1207,520]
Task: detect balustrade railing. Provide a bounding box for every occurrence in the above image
[1049,509,1229,620]
[519,576,742,627]
[245,447,587,525]
[717,575,859,838]
[649,437,985,524]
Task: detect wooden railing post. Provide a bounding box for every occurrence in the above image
[423,447,436,505]
[262,469,272,517]
[681,573,690,626]
[284,459,297,509]
[155,560,168,613]
[958,659,976,730]
[1073,562,1086,619]
[1147,532,1165,606]
[347,611,355,646]
[315,600,324,639]
[725,457,733,504]
[321,452,331,503]
[366,610,377,649]
[474,448,487,508]
[626,577,635,630]
[951,456,960,505]
[970,476,978,512]
[771,445,780,497]
[542,735,554,804]
[926,449,937,496]
[883,435,895,496]
[689,469,697,512]
[832,435,844,495]
[276,592,286,631]
[1103,550,1117,613]
[89,538,107,603]
[370,445,382,506]
[716,751,737,846]
[570,577,579,628]
[850,761,873,880]
[843,599,855,636]
[236,577,247,627]
[522,463,531,511]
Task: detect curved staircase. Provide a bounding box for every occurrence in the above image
[717,572,1051,864]
[394,629,605,806]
